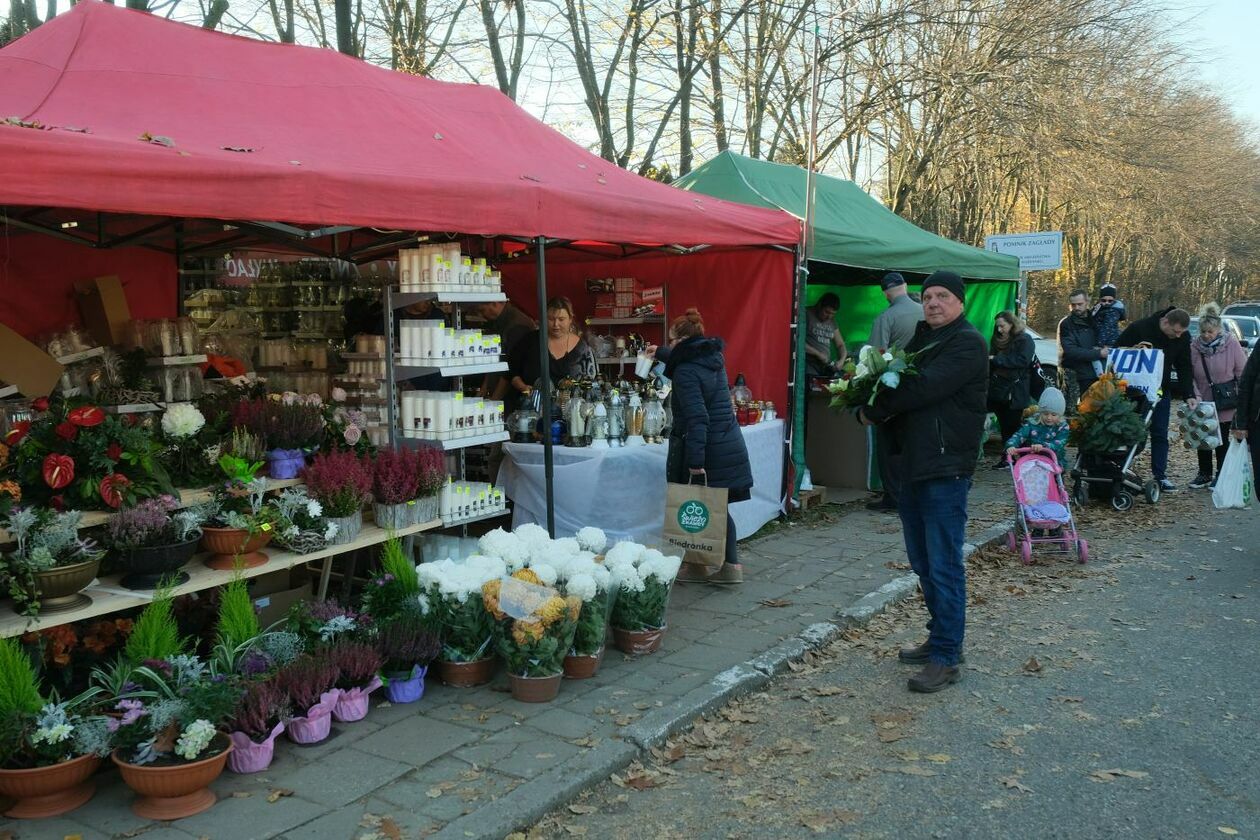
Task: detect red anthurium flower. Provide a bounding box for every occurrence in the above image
[54,421,78,441]
[42,453,75,489]
[4,421,31,446]
[99,473,130,509]
[106,442,123,461]
[67,406,106,427]
[31,397,50,412]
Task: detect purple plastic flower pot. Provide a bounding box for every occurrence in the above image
[266,448,305,480]
[227,723,284,774]
[332,676,383,722]
[384,666,428,704]
[286,690,340,744]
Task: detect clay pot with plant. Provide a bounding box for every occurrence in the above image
[201,453,279,569]
[0,509,105,618]
[0,638,112,819]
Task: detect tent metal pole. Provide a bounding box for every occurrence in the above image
[535,236,556,537]
[793,13,822,500]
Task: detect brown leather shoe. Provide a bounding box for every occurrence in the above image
[898,640,965,665]
[907,662,961,693]
[676,562,716,583]
[707,563,744,585]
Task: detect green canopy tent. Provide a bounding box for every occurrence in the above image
[674,151,1021,496]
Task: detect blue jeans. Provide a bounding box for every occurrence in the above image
[1149,395,1172,480]
[898,476,971,666]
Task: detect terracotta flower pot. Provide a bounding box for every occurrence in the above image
[563,647,605,680]
[117,537,199,590]
[200,526,273,570]
[32,557,100,614]
[612,625,666,656]
[332,676,382,722]
[436,657,495,687]
[384,665,428,704]
[0,753,100,819]
[112,735,232,820]
[508,673,562,703]
[286,691,340,745]
[227,723,284,774]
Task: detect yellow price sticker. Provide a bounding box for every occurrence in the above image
[407,500,416,505]
[260,523,272,532]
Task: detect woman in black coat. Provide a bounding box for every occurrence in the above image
[988,310,1035,468]
[656,308,753,585]
[1229,346,1260,488]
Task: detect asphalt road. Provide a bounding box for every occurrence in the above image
[528,469,1260,840]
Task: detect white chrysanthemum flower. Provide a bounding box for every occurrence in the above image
[640,551,683,584]
[160,403,206,439]
[552,537,580,556]
[514,523,552,550]
[575,527,607,554]
[564,573,598,602]
[530,563,558,586]
[306,499,323,518]
[605,541,645,569]
[616,566,646,593]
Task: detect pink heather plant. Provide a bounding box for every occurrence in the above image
[414,445,447,498]
[301,451,373,517]
[372,448,420,505]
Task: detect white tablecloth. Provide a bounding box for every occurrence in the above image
[499,419,785,544]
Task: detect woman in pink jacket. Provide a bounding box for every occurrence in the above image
[1189,304,1248,489]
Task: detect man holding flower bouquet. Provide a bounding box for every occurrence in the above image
[857,271,988,693]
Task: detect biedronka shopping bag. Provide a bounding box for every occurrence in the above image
[663,481,729,571]
[1212,438,1253,510]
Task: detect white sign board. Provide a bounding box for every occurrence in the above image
[1108,347,1163,402]
[983,232,1063,272]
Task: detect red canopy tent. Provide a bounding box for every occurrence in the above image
[0,2,801,531]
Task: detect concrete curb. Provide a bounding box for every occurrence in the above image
[440,516,1014,839]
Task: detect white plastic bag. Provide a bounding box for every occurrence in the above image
[1212,439,1253,509]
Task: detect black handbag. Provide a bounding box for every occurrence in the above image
[1199,353,1239,412]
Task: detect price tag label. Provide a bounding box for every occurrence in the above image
[260,523,272,532]
[407,500,416,506]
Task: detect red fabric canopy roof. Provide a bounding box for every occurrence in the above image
[0,2,799,247]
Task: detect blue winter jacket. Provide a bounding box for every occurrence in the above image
[659,336,753,492]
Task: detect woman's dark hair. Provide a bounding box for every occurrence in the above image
[993,310,1025,335]
[669,308,705,341]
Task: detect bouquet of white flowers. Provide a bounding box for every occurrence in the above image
[606,544,681,640]
[417,556,507,663]
[827,344,927,411]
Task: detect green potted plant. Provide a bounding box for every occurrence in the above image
[105,496,207,590]
[0,638,112,819]
[0,509,105,618]
[302,450,372,544]
[110,654,240,820]
[271,486,338,554]
[200,454,279,569]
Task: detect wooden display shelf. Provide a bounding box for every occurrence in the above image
[0,518,441,638]
[103,402,166,414]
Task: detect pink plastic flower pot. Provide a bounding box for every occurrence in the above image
[384,666,428,704]
[227,723,284,774]
[333,676,382,722]
[286,691,340,745]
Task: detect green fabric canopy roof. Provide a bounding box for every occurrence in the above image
[673,151,1020,281]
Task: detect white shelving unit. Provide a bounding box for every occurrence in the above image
[401,430,509,451]
[392,360,507,380]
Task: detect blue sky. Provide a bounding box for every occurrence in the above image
[1177,0,1260,129]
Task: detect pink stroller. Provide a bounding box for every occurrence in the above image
[1003,448,1088,565]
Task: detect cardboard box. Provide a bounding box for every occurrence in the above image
[0,323,64,397]
[614,292,642,307]
[594,293,617,308]
[585,278,615,293]
[254,581,312,627]
[75,275,132,347]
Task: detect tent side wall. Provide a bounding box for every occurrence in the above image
[499,248,794,412]
[0,232,179,337]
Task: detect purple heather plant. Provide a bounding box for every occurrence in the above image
[106,496,180,550]
[274,656,338,712]
[371,448,420,505]
[229,678,290,742]
[301,451,373,516]
[327,641,383,690]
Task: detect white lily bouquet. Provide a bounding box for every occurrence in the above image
[827,344,926,410]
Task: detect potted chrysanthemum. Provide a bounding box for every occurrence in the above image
[417,556,506,687]
[482,570,581,703]
[555,552,615,679]
[606,544,682,656]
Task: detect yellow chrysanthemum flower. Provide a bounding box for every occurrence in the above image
[481,579,505,620]
[512,620,545,645]
[537,596,568,625]
[565,595,582,622]
[512,568,542,586]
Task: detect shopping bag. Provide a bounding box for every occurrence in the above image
[663,481,729,571]
[1212,439,1253,510]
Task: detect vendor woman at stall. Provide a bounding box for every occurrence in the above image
[507,296,597,396]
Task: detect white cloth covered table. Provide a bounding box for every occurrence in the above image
[498,419,785,544]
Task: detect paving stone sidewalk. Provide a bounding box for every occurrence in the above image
[5,474,1011,840]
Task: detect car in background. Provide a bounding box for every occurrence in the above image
[1023,326,1059,397]
[1189,316,1249,350]
[1223,301,1260,321]
[1224,315,1260,353]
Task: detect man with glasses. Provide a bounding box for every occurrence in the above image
[1092,283,1126,348]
